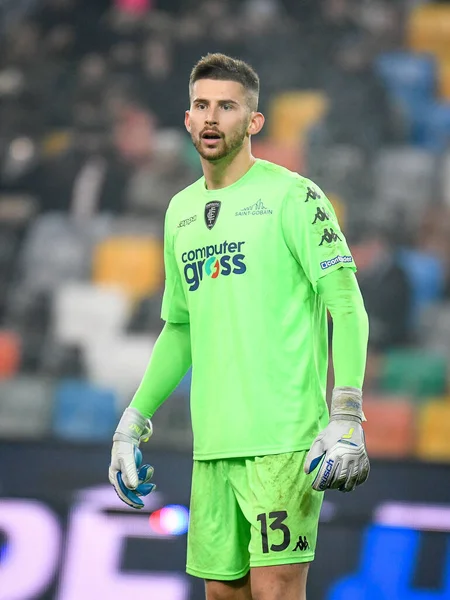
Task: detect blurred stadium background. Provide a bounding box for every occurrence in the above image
[1,0,450,598]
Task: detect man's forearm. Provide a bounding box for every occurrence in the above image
[317,268,369,389]
[130,322,192,418]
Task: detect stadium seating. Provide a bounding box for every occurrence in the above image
[397,248,445,320]
[1,0,450,463]
[373,146,436,210]
[375,52,437,143]
[126,292,164,334]
[441,150,450,206]
[439,61,450,101]
[252,139,303,172]
[38,339,86,378]
[379,349,447,399]
[18,214,93,294]
[84,334,156,407]
[52,379,118,441]
[327,193,346,230]
[268,91,329,145]
[151,387,192,450]
[305,143,368,206]
[362,396,416,458]
[177,367,192,396]
[0,330,21,378]
[109,216,160,238]
[419,101,450,151]
[52,283,131,347]
[4,289,52,373]
[407,4,450,61]
[375,52,436,105]
[0,228,22,316]
[92,236,164,301]
[41,130,72,157]
[419,302,450,354]
[0,376,54,439]
[416,399,450,461]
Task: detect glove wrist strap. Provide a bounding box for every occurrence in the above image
[113,407,153,444]
[330,386,365,423]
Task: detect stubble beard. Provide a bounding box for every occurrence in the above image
[192,122,249,162]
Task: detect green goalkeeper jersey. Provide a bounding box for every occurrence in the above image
[161,159,356,460]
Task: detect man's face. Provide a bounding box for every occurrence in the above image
[185,79,253,162]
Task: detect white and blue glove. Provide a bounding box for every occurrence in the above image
[109,407,156,509]
[305,387,370,493]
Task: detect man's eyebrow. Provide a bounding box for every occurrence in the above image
[218,99,239,106]
[193,98,240,106]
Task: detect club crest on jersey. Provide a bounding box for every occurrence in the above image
[205,201,221,230]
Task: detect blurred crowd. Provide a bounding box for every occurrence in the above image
[1,0,450,453]
[0,0,407,219]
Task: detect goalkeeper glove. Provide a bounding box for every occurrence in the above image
[109,407,156,509]
[304,387,370,493]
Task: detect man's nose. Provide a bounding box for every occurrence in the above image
[205,110,219,125]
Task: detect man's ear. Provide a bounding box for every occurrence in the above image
[248,112,265,136]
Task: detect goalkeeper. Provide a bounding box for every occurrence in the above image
[109,53,369,600]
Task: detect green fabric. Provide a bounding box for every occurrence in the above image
[130,322,191,418]
[317,268,369,390]
[161,159,356,460]
[186,451,323,580]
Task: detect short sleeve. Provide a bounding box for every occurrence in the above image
[281,177,356,291]
[160,211,190,323]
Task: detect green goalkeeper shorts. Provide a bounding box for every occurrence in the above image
[186,451,323,581]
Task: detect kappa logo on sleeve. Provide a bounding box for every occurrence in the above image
[312,207,330,225]
[305,186,321,203]
[319,228,342,246]
[320,255,353,270]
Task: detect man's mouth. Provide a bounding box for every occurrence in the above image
[202,131,222,140]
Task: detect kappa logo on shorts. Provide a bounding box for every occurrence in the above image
[293,535,310,552]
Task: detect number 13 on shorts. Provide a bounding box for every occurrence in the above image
[257,511,292,553]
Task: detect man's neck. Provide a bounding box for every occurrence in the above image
[201,145,256,191]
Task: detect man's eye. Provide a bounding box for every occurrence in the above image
[197,104,206,110]
[222,104,232,110]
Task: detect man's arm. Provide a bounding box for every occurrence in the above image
[280,176,370,491]
[317,267,368,390]
[305,267,370,492]
[108,321,191,508]
[130,321,192,418]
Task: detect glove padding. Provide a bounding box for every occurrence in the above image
[109,407,156,509]
[304,419,370,493]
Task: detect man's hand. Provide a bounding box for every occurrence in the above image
[304,387,370,493]
[109,407,156,509]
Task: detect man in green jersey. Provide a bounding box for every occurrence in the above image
[109,53,370,600]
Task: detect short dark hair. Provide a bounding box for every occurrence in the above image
[189,53,259,111]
